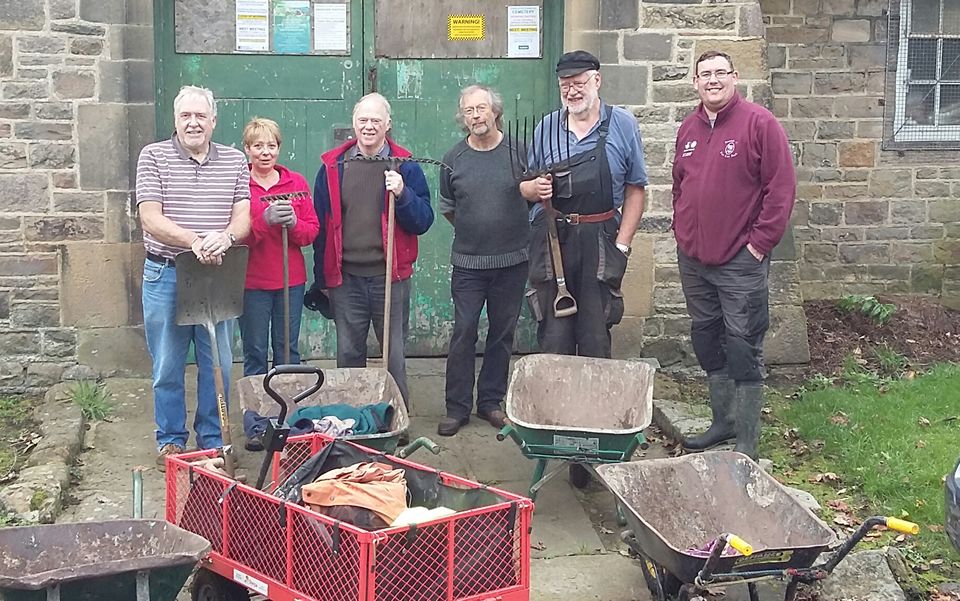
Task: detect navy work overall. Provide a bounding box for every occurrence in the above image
[527,107,627,357]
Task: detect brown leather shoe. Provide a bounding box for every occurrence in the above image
[437,416,469,437]
[478,409,507,429]
[156,443,185,472]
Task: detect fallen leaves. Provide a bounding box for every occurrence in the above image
[809,472,842,485]
[830,412,850,426]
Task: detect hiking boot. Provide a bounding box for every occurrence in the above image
[734,382,764,461]
[156,443,185,472]
[436,416,469,437]
[244,434,264,452]
[682,371,736,451]
[478,409,508,429]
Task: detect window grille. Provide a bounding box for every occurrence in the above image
[885,0,960,148]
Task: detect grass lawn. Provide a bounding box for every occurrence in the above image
[762,362,960,585]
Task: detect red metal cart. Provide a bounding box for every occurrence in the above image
[165,433,534,601]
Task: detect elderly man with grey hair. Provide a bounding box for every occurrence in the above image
[306,93,433,421]
[436,84,530,437]
[136,85,251,468]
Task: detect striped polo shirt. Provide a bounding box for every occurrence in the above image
[135,135,250,260]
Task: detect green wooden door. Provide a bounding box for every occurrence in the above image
[153,1,562,359]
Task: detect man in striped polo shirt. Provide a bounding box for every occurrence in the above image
[136,85,251,469]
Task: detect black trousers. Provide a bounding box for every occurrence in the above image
[444,262,528,419]
[678,246,770,382]
[528,214,626,358]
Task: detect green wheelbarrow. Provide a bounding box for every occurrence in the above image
[0,519,210,601]
[497,353,656,500]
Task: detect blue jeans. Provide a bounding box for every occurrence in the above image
[444,263,528,419]
[329,272,410,407]
[142,258,235,450]
[238,285,305,376]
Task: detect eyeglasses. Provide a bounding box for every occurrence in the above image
[559,72,597,93]
[696,70,733,81]
[461,104,489,117]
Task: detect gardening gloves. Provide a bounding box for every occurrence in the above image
[264,201,297,228]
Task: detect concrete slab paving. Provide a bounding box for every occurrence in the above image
[531,554,648,601]
[498,477,605,560]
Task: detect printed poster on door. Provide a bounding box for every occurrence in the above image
[236,0,269,52]
[273,0,312,54]
[507,5,540,58]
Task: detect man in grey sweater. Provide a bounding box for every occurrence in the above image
[437,85,530,436]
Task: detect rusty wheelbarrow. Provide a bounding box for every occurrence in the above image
[595,451,919,601]
[497,353,655,499]
[0,519,210,601]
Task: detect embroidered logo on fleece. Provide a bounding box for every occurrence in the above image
[681,139,697,158]
[721,139,738,159]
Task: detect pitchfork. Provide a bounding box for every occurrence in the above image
[507,112,577,318]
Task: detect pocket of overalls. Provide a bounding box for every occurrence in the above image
[527,212,552,284]
[524,288,543,322]
[597,223,628,290]
[605,288,624,327]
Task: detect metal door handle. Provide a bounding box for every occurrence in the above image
[368,66,378,92]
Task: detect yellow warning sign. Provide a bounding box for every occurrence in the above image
[448,14,485,41]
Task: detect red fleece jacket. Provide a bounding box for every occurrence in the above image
[672,93,796,265]
[246,164,320,290]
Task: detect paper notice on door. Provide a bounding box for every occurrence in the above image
[273,0,312,54]
[507,5,540,58]
[236,0,269,52]
[314,3,349,53]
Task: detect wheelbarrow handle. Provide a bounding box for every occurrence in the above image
[497,423,524,448]
[263,364,325,424]
[396,436,441,458]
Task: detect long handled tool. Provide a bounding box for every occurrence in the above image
[282,224,290,364]
[175,246,249,477]
[381,158,398,379]
[263,192,310,365]
[544,198,577,317]
[343,155,451,378]
[508,112,578,317]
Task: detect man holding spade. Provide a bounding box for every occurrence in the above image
[136,85,251,469]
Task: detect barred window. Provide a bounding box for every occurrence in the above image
[886,0,960,148]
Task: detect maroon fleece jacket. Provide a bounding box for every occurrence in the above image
[672,93,796,265]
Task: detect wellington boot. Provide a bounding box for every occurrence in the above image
[734,382,765,461]
[682,373,736,451]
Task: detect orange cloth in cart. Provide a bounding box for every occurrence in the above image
[301,461,408,526]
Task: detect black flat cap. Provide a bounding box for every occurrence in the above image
[556,50,600,78]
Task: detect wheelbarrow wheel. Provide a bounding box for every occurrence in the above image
[569,463,591,489]
[191,568,249,601]
[639,555,681,601]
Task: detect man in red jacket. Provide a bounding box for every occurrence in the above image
[673,51,796,460]
[305,93,433,413]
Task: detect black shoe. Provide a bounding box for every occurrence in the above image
[244,435,264,452]
[398,430,410,446]
[437,416,469,437]
[477,409,507,429]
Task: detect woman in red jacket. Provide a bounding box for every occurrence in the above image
[239,118,320,381]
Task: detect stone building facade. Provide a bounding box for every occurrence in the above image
[0,0,956,392]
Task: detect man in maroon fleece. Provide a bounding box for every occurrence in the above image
[673,51,796,460]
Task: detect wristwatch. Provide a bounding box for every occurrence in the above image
[616,242,631,257]
[227,232,236,247]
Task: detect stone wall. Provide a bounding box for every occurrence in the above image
[568,0,810,369]
[759,0,960,305]
[0,0,153,393]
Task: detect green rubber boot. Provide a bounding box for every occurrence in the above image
[682,371,736,451]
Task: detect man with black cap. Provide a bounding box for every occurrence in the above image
[520,50,647,358]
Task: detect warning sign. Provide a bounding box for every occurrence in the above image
[448,14,485,41]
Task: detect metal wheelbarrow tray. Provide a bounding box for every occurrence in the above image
[498,354,655,497]
[238,367,409,454]
[596,452,919,601]
[0,519,210,601]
